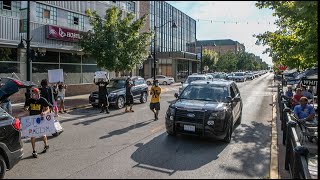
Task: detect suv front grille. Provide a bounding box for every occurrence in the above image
[175,109,205,124]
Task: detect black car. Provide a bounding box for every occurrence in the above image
[89,76,148,109]
[165,80,243,143]
[0,77,35,178]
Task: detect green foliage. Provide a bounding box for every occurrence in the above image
[0,47,11,61]
[254,1,318,70]
[202,49,219,71]
[216,52,238,72]
[79,7,152,72]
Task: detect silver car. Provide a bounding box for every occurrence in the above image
[179,74,211,93]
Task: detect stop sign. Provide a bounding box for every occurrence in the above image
[277,64,287,71]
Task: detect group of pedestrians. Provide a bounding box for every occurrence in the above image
[95,77,162,120]
[284,84,317,125]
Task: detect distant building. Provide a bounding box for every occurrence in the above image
[195,39,245,56]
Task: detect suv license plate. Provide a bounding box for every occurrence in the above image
[184,125,195,132]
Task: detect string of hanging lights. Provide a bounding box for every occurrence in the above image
[196,18,273,25]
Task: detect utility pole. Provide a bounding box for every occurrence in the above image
[200,45,203,74]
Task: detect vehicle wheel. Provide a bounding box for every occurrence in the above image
[140,92,147,103]
[116,96,125,109]
[163,81,168,85]
[147,81,151,85]
[167,130,176,136]
[223,121,233,143]
[0,155,6,179]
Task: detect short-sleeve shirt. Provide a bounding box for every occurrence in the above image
[301,90,313,99]
[125,81,133,95]
[292,94,302,107]
[25,97,50,116]
[285,90,293,98]
[294,104,315,119]
[150,86,161,103]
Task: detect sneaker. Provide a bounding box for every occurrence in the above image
[63,110,67,113]
[106,110,110,114]
[100,110,104,113]
[154,113,157,120]
[42,145,49,153]
[59,111,62,113]
[32,151,38,158]
[130,109,134,112]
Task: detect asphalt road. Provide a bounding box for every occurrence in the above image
[5,73,276,179]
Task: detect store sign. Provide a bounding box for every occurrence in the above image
[46,25,82,42]
[301,79,317,86]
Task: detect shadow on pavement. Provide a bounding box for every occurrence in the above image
[220,121,271,178]
[72,111,127,126]
[130,133,228,176]
[99,119,154,139]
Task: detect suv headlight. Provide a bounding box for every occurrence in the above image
[108,93,117,97]
[209,110,226,120]
[166,107,175,120]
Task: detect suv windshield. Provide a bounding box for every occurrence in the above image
[107,79,126,89]
[214,74,225,78]
[180,85,228,102]
[185,77,206,84]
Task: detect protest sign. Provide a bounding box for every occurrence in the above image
[21,113,56,138]
[48,69,64,83]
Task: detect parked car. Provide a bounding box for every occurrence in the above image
[165,79,243,143]
[246,72,255,80]
[233,72,247,82]
[0,77,36,178]
[179,74,211,93]
[211,73,227,80]
[226,73,235,80]
[146,75,175,85]
[89,76,148,109]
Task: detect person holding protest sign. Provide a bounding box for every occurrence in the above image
[23,88,51,158]
[94,78,110,114]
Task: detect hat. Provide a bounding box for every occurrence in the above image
[153,79,159,83]
[32,88,40,94]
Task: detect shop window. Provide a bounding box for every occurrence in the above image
[43,9,50,19]
[3,1,11,10]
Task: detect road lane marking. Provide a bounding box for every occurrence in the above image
[150,124,165,133]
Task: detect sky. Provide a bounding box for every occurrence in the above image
[166,1,278,66]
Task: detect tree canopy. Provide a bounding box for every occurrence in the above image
[79,7,152,73]
[254,1,318,70]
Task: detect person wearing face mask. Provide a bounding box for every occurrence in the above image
[150,80,161,120]
[23,88,51,158]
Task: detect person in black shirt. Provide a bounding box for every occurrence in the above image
[94,78,110,114]
[124,77,134,112]
[39,79,54,108]
[23,88,51,158]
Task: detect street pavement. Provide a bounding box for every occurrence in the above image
[6,74,289,179]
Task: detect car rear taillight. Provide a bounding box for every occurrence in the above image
[12,118,21,131]
[12,79,24,87]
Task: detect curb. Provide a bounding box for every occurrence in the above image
[270,92,279,178]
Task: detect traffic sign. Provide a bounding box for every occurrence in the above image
[277,64,287,71]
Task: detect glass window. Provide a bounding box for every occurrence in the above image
[2,1,11,10]
[36,3,57,24]
[60,52,81,63]
[73,17,79,25]
[67,11,84,30]
[32,63,59,73]
[82,54,97,64]
[126,1,135,13]
[60,64,81,73]
[82,64,100,72]
[34,51,59,63]
[230,86,235,98]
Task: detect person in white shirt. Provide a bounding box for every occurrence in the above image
[57,82,67,113]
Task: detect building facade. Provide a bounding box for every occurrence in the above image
[139,1,197,82]
[195,39,245,56]
[0,1,139,85]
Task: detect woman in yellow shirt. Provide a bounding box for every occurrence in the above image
[150,80,161,120]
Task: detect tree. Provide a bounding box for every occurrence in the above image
[79,7,152,75]
[254,1,318,70]
[202,49,219,72]
[216,52,237,72]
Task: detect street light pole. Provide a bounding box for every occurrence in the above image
[26,1,31,82]
[200,45,203,74]
[153,25,156,81]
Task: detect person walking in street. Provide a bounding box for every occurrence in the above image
[150,80,161,120]
[94,78,110,114]
[23,88,50,158]
[57,82,67,113]
[124,77,134,112]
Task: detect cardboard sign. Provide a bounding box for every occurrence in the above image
[301,79,318,86]
[94,71,109,82]
[48,69,64,83]
[21,113,56,138]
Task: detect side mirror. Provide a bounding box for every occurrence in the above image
[234,96,241,102]
[174,93,179,98]
[225,96,232,102]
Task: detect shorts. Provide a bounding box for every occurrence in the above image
[57,95,65,101]
[150,102,160,110]
[125,94,134,105]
